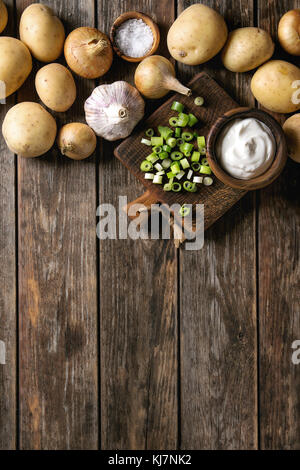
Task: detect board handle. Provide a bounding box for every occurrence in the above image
[123,190,159,221]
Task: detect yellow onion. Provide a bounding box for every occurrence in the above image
[134,55,191,99]
[0,0,8,33]
[64,27,113,79]
[278,9,300,56]
[58,123,97,160]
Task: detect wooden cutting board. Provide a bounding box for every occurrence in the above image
[114,72,247,231]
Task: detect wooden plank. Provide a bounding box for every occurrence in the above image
[115,72,246,231]
[178,0,258,449]
[0,0,17,450]
[98,0,178,450]
[17,0,98,449]
[258,0,300,450]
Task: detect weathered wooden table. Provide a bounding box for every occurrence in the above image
[0,0,299,450]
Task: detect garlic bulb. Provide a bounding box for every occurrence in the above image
[85,81,145,141]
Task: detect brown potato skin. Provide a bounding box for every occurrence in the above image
[167,4,228,65]
[0,0,8,33]
[222,27,275,72]
[283,114,300,163]
[58,123,97,160]
[0,37,32,97]
[251,60,300,113]
[35,63,76,112]
[2,102,57,158]
[278,9,300,56]
[20,3,65,62]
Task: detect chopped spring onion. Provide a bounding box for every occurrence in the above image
[163,145,172,153]
[172,182,182,192]
[180,158,190,170]
[197,136,206,149]
[162,159,171,169]
[175,170,185,180]
[146,154,159,164]
[169,117,178,127]
[151,136,163,147]
[167,171,174,179]
[193,131,198,138]
[154,163,163,171]
[171,101,184,113]
[194,96,204,106]
[153,174,163,184]
[144,173,154,180]
[141,138,152,146]
[159,151,169,160]
[175,127,182,138]
[166,137,177,148]
[187,170,193,180]
[200,147,206,155]
[182,131,194,142]
[183,181,197,192]
[171,162,181,174]
[191,151,200,163]
[153,146,162,154]
[179,205,191,217]
[191,162,201,172]
[163,183,173,191]
[201,158,209,166]
[188,113,198,127]
[146,128,154,137]
[176,138,184,146]
[180,142,193,154]
[203,177,213,186]
[158,125,173,140]
[156,170,165,176]
[140,160,153,172]
[193,176,203,184]
[176,112,189,127]
[171,151,183,161]
[169,177,174,185]
[200,165,211,175]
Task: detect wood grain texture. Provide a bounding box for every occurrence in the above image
[0,0,17,450]
[97,0,178,450]
[17,0,98,449]
[115,72,247,230]
[258,0,300,450]
[178,0,258,449]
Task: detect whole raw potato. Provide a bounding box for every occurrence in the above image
[251,60,300,113]
[2,102,57,158]
[35,63,76,112]
[0,0,8,33]
[0,37,32,97]
[167,4,228,65]
[283,114,300,163]
[222,27,275,72]
[20,3,65,62]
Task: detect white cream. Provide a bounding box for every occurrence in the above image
[216,118,276,180]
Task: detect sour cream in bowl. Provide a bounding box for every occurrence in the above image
[216,118,276,180]
[206,108,288,190]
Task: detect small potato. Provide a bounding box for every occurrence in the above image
[0,37,32,97]
[283,114,300,163]
[222,27,274,72]
[2,102,57,158]
[0,0,8,33]
[20,3,65,62]
[35,64,76,112]
[167,4,228,65]
[251,60,300,113]
[57,123,97,160]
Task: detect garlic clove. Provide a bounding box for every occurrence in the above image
[84,81,145,141]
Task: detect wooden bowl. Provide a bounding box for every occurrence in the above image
[206,107,288,190]
[110,11,160,63]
